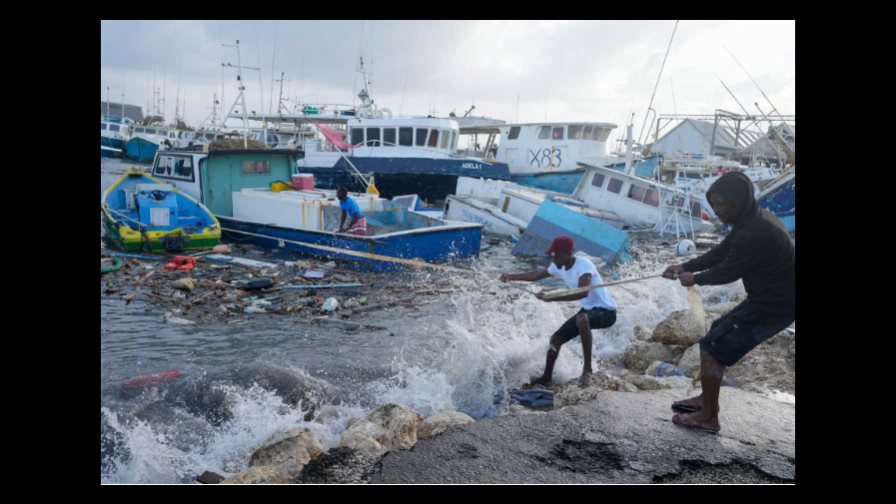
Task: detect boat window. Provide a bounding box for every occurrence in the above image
[537,126,551,139]
[508,127,521,140]
[416,128,427,146]
[101,123,107,131]
[109,124,120,132]
[568,125,583,140]
[399,127,413,146]
[351,128,364,146]
[242,160,271,174]
[628,184,647,203]
[153,155,194,181]
[428,129,439,148]
[367,128,381,146]
[383,128,396,146]
[174,158,193,178]
[594,127,611,141]
[135,127,145,133]
[552,127,564,140]
[147,129,157,135]
[440,130,450,149]
[607,178,623,194]
[644,188,660,207]
[591,173,605,188]
[691,201,703,217]
[583,126,593,139]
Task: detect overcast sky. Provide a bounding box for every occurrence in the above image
[101,20,794,148]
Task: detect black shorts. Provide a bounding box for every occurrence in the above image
[699,301,794,367]
[551,307,617,345]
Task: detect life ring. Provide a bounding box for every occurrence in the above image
[101,257,123,274]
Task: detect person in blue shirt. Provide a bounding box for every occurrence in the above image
[500,236,618,388]
[336,187,367,235]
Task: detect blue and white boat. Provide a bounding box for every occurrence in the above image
[294,59,511,202]
[101,171,221,252]
[458,120,621,194]
[145,149,484,271]
[101,117,132,157]
[757,168,795,232]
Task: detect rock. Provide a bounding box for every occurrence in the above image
[632,325,652,342]
[626,374,669,390]
[338,403,424,456]
[283,387,318,421]
[221,466,292,484]
[554,371,631,408]
[296,447,379,484]
[622,342,686,373]
[418,412,475,439]
[651,310,705,346]
[248,427,324,479]
[677,343,702,375]
[196,471,225,484]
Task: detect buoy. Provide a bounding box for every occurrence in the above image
[675,239,696,256]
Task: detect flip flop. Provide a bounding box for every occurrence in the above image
[671,402,701,414]
[672,414,720,434]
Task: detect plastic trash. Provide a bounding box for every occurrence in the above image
[654,362,686,377]
[322,297,339,312]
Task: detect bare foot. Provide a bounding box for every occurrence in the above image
[671,395,703,413]
[529,375,552,387]
[671,411,720,434]
[578,370,593,387]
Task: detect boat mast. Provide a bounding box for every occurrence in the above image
[222,40,261,148]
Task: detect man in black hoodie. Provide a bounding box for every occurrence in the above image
[662,171,794,434]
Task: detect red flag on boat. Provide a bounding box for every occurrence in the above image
[316,123,355,150]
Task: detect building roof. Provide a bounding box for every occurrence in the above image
[100,102,143,123]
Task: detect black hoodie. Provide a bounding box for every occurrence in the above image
[683,172,795,315]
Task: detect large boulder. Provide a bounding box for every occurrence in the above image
[248,427,324,479]
[338,403,424,457]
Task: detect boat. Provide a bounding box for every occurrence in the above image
[756,168,795,232]
[291,58,512,202]
[145,149,485,271]
[101,171,221,252]
[457,120,621,194]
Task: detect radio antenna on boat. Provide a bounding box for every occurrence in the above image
[222,40,261,148]
[637,20,679,147]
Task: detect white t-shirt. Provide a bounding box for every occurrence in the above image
[547,255,617,311]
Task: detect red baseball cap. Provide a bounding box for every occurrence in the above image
[546,236,574,256]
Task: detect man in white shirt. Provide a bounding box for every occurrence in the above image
[500,236,618,387]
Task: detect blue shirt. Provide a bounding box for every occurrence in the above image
[339,196,364,219]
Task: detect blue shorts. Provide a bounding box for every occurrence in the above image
[551,307,616,345]
[699,301,794,367]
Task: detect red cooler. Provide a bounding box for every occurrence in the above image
[292,173,314,190]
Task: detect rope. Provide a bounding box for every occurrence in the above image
[538,273,664,300]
